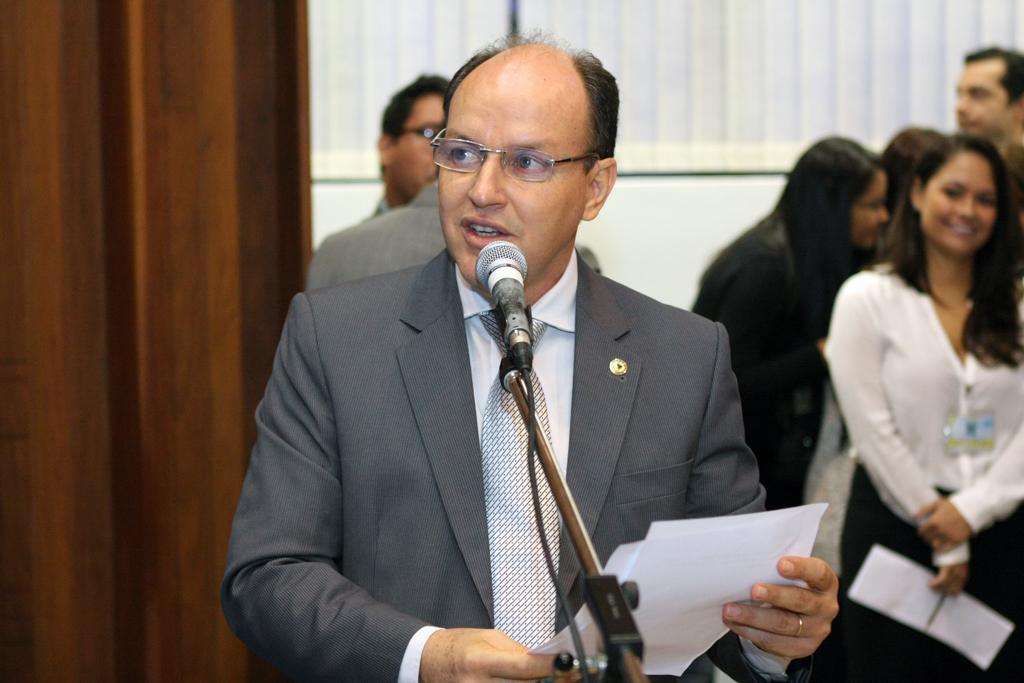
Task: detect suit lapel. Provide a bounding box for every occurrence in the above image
[558,265,641,596]
[396,254,494,617]
[395,256,643,619]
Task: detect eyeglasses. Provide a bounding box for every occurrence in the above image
[401,124,445,140]
[431,128,599,182]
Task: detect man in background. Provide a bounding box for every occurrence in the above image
[375,74,449,215]
[305,75,449,289]
[956,46,1024,151]
[306,184,446,289]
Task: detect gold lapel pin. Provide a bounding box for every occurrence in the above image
[609,358,628,377]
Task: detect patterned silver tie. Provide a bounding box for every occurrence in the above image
[479,310,560,647]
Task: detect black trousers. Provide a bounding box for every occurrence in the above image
[841,466,1023,682]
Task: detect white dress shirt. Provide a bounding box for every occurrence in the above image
[400,253,788,681]
[826,269,1024,566]
[397,254,578,682]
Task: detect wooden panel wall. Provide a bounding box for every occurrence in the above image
[1,2,116,680]
[0,1,309,680]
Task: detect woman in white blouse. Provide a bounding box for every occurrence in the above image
[827,134,1024,681]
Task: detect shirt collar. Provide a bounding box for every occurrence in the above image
[456,250,578,333]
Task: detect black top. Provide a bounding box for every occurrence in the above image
[692,217,828,509]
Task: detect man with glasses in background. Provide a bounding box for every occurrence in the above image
[376,74,449,215]
[307,74,449,289]
[226,35,838,682]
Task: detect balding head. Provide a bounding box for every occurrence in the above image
[444,34,619,164]
[436,35,619,304]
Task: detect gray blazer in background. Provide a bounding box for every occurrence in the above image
[306,184,445,290]
[222,252,779,682]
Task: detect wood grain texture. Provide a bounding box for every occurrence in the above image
[1,1,117,680]
[1,1,309,680]
[0,9,34,681]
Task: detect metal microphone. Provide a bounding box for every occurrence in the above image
[475,241,533,372]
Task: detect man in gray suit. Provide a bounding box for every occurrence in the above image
[223,36,838,682]
[375,74,449,216]
[306,184,445,289]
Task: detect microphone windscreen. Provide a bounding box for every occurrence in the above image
[475,241,528,289]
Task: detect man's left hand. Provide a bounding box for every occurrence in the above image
[721,556,839,659]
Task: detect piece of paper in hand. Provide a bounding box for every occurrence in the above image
[847,544,1015,670]
[532,503,827,675]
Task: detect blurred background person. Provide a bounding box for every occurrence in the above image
[1003,143,1024,277]
[956,46,1024,152]
[693,137,887,682]
[306,74,449,289]
[828,134,1024,681]
[1003,142,1024,218]
[306,184,447,289]
[374,74,449,215]
[693,137,888,512]
[881,127,946,217]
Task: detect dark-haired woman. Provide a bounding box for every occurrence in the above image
[880,127,946,215]
[827,134,1024,681]
[693,136,889,511]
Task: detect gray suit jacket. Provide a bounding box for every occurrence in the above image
[223,252,790,682]
[306,185,445,290]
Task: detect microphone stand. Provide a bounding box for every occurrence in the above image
[500,359,648,683]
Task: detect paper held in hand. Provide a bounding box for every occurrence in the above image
[531,503,827,675]
[848,543,1015,671]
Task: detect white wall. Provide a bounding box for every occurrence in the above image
[312,174,786,310]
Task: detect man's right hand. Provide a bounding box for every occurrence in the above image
[419,628,553,682]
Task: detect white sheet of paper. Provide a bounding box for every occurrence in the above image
[532,503,827,675]
[847,544,1015,671]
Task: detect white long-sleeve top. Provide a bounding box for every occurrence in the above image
[825,269,1024,565]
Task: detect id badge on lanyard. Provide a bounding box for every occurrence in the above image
[943,414,995,454]
[943,357,995,457]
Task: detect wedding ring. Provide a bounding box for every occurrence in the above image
[796,615,804,638]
